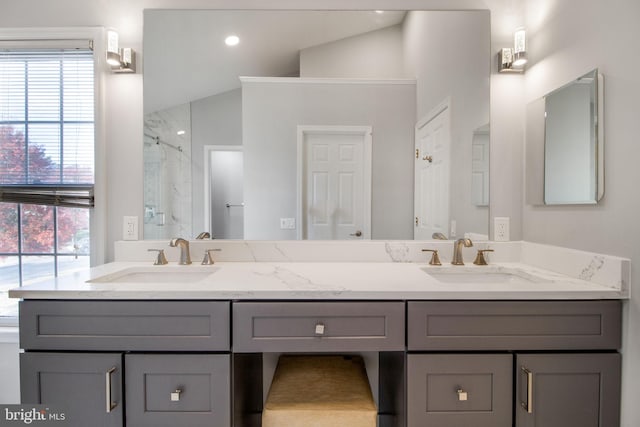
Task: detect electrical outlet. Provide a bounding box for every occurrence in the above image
[280,218,296,230]
[494,217,510,242]
[123,216,139,241]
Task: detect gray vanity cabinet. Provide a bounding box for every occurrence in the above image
[20,352,123,427]
[407,300,622,427]
[19,300,231,427]
[516,353,621,427]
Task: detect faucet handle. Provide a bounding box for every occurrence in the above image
[422,249,442,266]
[473,249,494,266]
[148,249,168,265]
[202,249,221,265]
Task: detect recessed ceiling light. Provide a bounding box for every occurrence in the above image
[225,35,240,46]
[375,10,385,14]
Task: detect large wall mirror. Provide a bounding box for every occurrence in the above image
[526,69,604,206]
[143,10,490,240]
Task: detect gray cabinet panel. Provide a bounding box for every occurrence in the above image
[20,300,230,351]
[408,300,621,350]
[233,302,405,352]
[516,353,621,427]
[126,354,230,427]
[20,352,123,427]
[407,354,512,427]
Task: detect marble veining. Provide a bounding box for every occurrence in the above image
[579,256,606,281]
[384,242,411,262]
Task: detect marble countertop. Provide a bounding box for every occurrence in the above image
[8,260,628,300]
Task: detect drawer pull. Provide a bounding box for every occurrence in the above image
[171,389,182,402]
[105,366,117,413]
[521,367,533,414]
[457,389,468,401]
[315,323,325,336]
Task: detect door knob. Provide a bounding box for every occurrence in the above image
[423,155,433,163]
[350,230,363,237]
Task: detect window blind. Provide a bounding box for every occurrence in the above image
[0,46,94,208]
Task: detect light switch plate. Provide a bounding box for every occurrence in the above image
[280,218,296,230]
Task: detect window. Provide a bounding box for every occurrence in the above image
[0,44,95,319]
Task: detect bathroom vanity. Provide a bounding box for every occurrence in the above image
[10,241,629,427]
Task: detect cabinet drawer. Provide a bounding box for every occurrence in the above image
[126,354,230,427]
[407,300,621,350]
[407,354,512,427]
[233,302,405,352]
[20,300,230,351]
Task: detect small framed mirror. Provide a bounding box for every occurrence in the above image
[526,69,604,205]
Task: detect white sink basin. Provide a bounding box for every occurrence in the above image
[87,266,219,283]
[421,266,548,284]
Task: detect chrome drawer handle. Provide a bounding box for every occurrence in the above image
[521,367,533,414]
[457,389,468,401]
[315,323,325,336]
[105,366,117,413]
[171,389,182,402]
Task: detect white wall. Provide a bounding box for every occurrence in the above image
[190,89,243,233]
[522,0,640,425]
[300,24,407,78]
[0,341,20,403]
[242,79,416,240]
[403,10,491,238]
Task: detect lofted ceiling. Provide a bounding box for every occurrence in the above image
[143,10,406,114]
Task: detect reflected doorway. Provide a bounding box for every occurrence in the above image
[204,146,244,239]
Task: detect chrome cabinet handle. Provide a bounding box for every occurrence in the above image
[315,323,325,335]
[457,388,468,401]
[171,389,182,401]
[521,367,533,414]
[105,366,117,413]
[350,231,362,237]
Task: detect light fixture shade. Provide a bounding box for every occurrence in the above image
[106,30,120,66]
[513,28,527,66]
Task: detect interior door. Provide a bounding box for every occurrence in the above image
[414,102,451,240]
[209,148,244,239]
[298,126,372,240]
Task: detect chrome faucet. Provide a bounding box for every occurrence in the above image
[169,238,192,265]
[452,238,473,265]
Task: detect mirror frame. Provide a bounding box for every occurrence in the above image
[526,69,604,206]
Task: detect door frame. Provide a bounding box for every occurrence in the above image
[203,145,244,236]
[414,97,451,239]
[296,125,372,240]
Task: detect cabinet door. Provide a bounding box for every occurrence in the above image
[20,352,123,427]
[516,353,621,427]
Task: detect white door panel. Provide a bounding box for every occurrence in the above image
[298,126,371,240]
[415,101,451,240]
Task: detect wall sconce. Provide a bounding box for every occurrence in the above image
[106,30,136,73]
[499,27,528,73]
